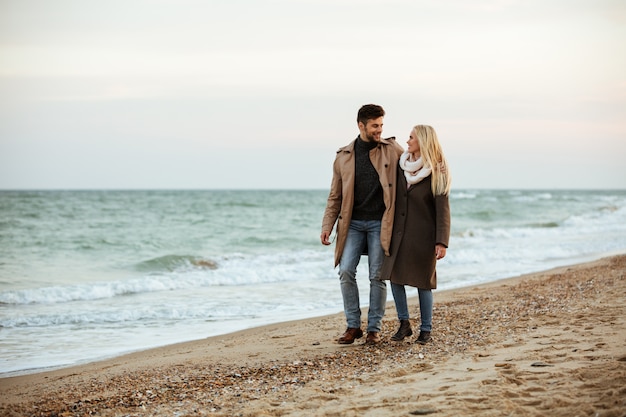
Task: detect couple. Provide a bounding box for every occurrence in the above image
[320,104,451,345]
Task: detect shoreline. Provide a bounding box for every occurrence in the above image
[4,252,619,380]
[2,254,625,416]
[0,255,602,380]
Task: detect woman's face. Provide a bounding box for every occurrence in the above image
[407,131,420,155]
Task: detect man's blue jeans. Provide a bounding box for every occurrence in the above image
[338,219,387,333]
[391,282,433,332]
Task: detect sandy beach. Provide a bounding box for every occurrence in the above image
[1,254,625,417]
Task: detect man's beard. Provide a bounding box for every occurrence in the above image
[365,132,380,142]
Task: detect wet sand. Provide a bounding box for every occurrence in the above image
[1,255,625,417]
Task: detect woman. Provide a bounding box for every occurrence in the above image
[380,124,451,344]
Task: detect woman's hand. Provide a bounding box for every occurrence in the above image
[435,244,447,260]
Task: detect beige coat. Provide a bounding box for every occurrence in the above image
[321,137,404,267]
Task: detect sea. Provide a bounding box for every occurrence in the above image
[1,189,625,376]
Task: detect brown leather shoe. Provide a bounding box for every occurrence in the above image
[337,327,363,344]
[365,331,381,345]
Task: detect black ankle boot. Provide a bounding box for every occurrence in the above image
[391,319,413,341]
[416,331,431,344]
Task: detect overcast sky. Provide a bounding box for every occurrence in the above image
[1,0,625,190]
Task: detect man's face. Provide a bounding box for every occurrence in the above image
[359,116,384,142]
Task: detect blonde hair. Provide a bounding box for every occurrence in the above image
[413,125,451,196]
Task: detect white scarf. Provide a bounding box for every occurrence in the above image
[400,152,431,185]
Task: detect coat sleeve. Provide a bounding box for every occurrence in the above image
[321,155,343,233]
[435,194,451,247]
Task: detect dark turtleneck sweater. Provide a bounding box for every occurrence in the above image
[352,137,385,220]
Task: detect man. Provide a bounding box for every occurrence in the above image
[321,104,404,345]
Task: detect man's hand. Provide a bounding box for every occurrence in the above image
[320,231,332,245]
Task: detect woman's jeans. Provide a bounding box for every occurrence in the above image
[391,282,433,332]
[338,219,387,333]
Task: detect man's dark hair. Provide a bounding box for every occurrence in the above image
[357,104,385,125]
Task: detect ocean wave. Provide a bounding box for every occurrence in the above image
[0,219,22,228]
[455,227,535,239]
[528,222,560,228]
[455,202,626,238]
[213,201,261,208]
[563,205,626,227]
[134,254,218,272]
[450,192,477,199]
[512,192,553,202]
[0,303,255,328]
[0,250,329,305]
